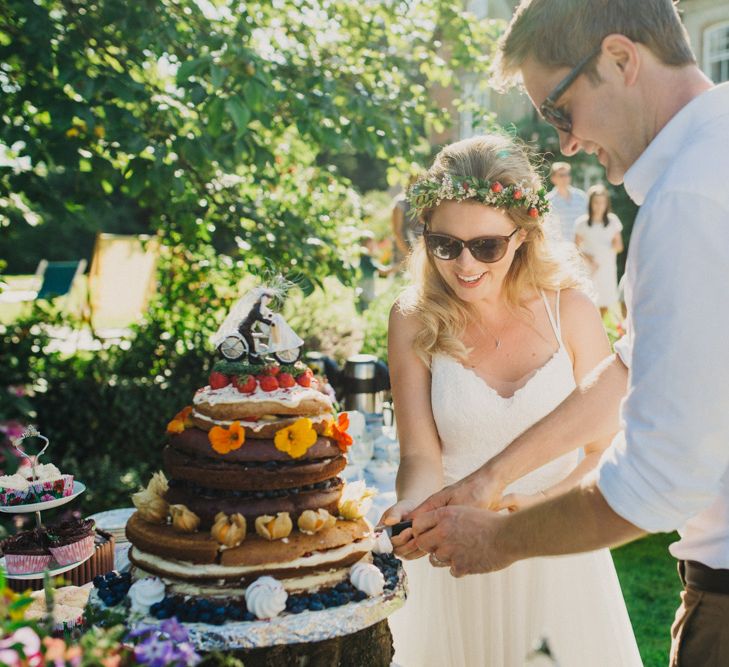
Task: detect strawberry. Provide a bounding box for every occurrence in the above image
[234,374,256,394]
[278,372,295,389]
[259,375,280,392]
[209,371,231,390]
[296,369,313,387]
[263,364,280,376]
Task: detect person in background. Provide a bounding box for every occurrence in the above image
[545,161,587,242]
[574,184,624,316]
[358,231,393,311]
[391,174,421,267]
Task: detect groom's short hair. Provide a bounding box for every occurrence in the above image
[494,0,696,90]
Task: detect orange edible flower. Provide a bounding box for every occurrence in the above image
[274,418,318,459]
[208,421,245,454]
[325,413,353,452]
[166,406,194,434]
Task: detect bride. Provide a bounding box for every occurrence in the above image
[381,134,642,666]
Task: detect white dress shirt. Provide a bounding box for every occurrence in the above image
[546,186,588,241]
[597,82,729,569]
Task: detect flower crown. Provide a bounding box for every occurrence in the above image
[407,175,550,219]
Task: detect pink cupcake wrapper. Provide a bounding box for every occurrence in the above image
[4,553,53,575]
[49,534,95,566]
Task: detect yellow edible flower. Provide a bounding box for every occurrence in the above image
[274,418,317,459]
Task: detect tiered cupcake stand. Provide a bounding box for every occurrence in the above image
[0,428,92,582]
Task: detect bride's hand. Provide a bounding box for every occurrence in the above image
[379,500,425,560]
[409,469,505,518]
[495,491,547,513]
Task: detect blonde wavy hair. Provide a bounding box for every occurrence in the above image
[399,134,588,365]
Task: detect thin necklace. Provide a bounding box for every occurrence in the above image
[473,316,501,350]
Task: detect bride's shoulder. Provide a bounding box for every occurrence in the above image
[556,289,608,358]
[388,297,422,339]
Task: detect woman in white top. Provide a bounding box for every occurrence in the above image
[574,185,624,315]
[380,135,641,666]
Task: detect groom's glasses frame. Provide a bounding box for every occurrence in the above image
[539,45,603,134]
[423,229,519,263]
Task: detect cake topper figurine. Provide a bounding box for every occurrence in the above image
[211,285,304,364]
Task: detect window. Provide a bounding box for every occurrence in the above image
[704,22,729,83]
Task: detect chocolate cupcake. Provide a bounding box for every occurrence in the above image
[48,519,96,566]
[1,528,51,574]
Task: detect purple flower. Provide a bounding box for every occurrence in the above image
[159,618,190,643]
[134,639,177,667]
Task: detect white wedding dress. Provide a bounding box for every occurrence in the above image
[390,292,643,667]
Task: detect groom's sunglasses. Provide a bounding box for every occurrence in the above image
[539,45,602,134]
[424,229,518,263]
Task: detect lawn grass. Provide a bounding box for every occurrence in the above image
[611,532,682,666]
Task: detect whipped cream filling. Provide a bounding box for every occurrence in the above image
[194,384,333,410]
[129,535,375,579]
[191,410,333,431]
[134,565,353,597]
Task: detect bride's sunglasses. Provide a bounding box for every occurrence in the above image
[424,229,518,263]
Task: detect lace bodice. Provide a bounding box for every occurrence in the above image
[431,292,579,494]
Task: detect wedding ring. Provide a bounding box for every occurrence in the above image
[429,553,449,567]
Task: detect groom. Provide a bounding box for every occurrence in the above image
[410,0,729,664]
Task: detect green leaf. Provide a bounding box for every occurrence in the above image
[177,56,211,84]
[225,98,250,138]
[210,64,228,89]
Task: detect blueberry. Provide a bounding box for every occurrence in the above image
[339,591,351,603]
[199,611,212,623]
[155,607,170,620]
[228,606,244,621]
[335,582,350,593]
[211,612,226,625]
[353,590,367,602]
[307,599,324,611]
[243,611,256,621]
[104,571,119,582]
[93,575,106,588]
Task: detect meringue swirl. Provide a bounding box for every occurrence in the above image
[128,577,166,615]
[349,562,385,597]
[245,576,288,620]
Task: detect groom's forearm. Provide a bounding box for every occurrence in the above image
[499,481,646,560]
[486,354,628,487]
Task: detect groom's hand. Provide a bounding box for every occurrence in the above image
[409,470,505,518]
[412,506,514,577]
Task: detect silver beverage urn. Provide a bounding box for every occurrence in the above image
[342,354,390,414]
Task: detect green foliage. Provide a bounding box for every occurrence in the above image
[612,533,681,666]
[0,0,497,286]
[283,278,364,365]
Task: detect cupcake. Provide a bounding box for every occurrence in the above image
[48,519,96,566]
[0,464,74,507]
[1,529,52,575]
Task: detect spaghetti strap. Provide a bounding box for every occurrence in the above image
[541,289,564,348]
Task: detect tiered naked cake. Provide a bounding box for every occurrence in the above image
[109,289,404,663]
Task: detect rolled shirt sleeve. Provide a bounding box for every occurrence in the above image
[597,191,729,533]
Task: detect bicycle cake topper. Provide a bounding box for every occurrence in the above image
[210,284,304,365]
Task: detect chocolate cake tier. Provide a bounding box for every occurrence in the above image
[170,428,341,462]
[164,477,344,528]
[163,446,346,491]
[126,512,372,580]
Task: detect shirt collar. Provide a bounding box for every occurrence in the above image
[624,83,729,206]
